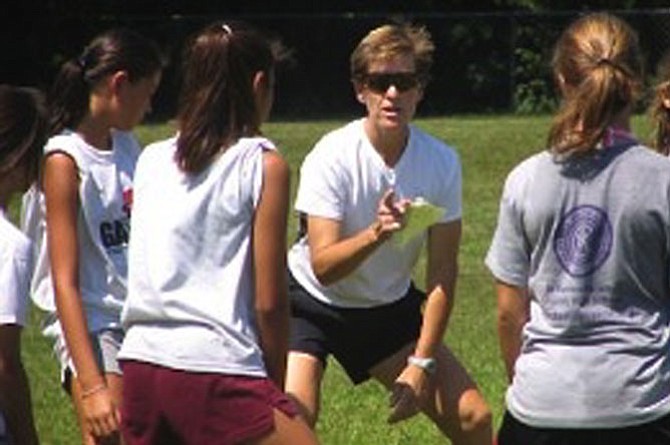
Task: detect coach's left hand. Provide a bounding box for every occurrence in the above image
[387,364,429,424]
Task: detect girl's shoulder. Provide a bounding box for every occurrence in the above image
[44,129,140,166]
[111,129,142,157]
[136,135,178,170]
[44,129,79,155]
[221,137,278,168]
[502,151,550,195]
[235,136,277,153]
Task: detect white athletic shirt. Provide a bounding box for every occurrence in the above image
[0,210,33,327]
[120,136,275,377]
[288,119,462,308]
[486,142,670,428]
[21,129,140,334]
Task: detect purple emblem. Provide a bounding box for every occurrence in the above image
[553,205,612,277]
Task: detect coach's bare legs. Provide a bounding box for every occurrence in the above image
[370,343,493,445]
[285,352,325,428]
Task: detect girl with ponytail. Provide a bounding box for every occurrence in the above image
[547,13,642,156]
[118,21,319,445]
[486,13,670,445]
[22,28,163,445]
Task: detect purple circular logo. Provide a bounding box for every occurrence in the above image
[553,205,612,277]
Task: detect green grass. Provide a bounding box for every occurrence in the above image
[15,114,654,444]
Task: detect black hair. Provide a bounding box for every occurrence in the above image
[48,28,164,136]
[0,84,48,185]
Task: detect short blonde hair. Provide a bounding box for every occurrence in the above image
[350,23,434,85]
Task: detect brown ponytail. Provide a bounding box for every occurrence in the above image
[175,21,287,174]
[48,28,163,136]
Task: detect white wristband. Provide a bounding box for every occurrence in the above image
[407,355,436,374]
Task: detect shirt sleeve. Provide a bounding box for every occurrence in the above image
[294,143,345,221]
[485,168,531,287]
[416,134,462,223]
[438,150,462,223]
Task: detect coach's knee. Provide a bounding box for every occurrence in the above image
[459,399,492,434]
[425,390,492,440]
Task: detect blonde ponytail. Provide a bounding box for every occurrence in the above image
[548,13,642,156]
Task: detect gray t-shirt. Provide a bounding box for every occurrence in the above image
[486,143,670,428]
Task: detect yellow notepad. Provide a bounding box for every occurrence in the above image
[393,198,445,246]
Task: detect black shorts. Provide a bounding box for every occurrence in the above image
[498,409,670,445]
[288,271,425,384]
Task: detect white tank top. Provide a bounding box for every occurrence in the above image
[120,136,275,377]
[21,129,140,334]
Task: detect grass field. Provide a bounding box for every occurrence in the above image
[15,114,654,444]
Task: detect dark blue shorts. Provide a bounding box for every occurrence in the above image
[498,409,670,445]
[288,270,425,384]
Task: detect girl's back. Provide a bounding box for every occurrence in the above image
[488,141,670,427]
[122,135,278,376]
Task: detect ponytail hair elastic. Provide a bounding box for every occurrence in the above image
[595,56,634,78]
[76,52,93,72]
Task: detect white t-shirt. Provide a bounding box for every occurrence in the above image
[288,119,462,308]
[120,136,275,377]
[486,143,670,428]
[21,129,140,334]
[0,210,33,327]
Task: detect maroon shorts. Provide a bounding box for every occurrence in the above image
[120,360,298,445]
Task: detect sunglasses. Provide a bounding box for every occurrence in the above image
[364,72,419,93]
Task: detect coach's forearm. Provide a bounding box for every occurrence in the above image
[311,221,386,285]
[414,281,454,359]
[414,222,460,358]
